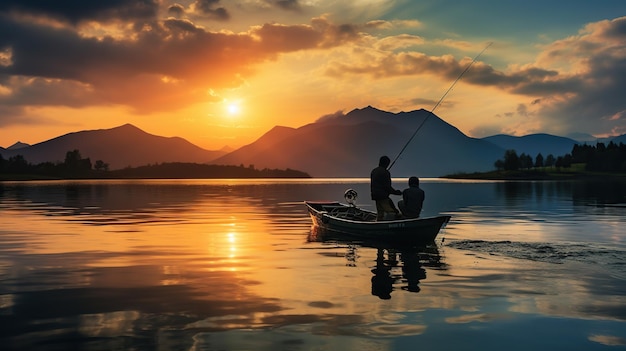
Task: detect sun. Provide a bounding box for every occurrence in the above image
[224,99,242,117]
[227,103,240,115]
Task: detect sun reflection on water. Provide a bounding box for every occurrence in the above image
[0,179,625,350]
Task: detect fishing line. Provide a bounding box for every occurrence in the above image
[389,42,493,170]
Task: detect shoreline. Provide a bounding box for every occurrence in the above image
[3,170,626,182]
[0,175,312,181]
[442,170,626,181]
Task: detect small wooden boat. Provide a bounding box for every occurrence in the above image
[305,201,451,245]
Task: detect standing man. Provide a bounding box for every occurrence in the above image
[370,155,402,220]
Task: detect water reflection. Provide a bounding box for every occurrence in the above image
[308,227,445,300]
[371,248,430,299]
[1,179,625,350]
[494,179,626,207]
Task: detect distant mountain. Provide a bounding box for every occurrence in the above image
[482,134,579,158]
[0,124,227,169]
[211,106,505,177]
[5,109,619,177]
[567,132,596,142]
[219,145,236,153]
[611,134,626,144]
[7,141,30,150]
[567,132,622,145]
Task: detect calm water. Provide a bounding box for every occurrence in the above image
[0,178,625,351]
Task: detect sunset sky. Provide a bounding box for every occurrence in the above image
[1,0,626,150]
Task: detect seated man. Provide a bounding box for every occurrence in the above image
[398,176,425,218]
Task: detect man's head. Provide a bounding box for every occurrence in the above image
[379,156,391,168]
[409,176,419,187]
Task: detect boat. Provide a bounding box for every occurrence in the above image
[305,190,451,246]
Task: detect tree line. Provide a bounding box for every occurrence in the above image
[0,150,104,178]
[108,162,310,178]
[494,141,626,172]
[0,149,311,179]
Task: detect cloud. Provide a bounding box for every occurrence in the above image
[0,76,101,107]
[589,334,626,346]
[167,4,185,18]
[0,0,158,25]
[324,51,466,79]
[324,46,559,89]
[275,0,302,12]
[190,0,230,21]
[1,2,624,139]
[374,34,424,51]
[409,97,438,107]
[516,103,529,117]
[324,16,626,136]
[314,110,345,123]
[529,16,626,136]
[0,12,366,118]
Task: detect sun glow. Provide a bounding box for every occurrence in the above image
[227,103,240,115]
[224,99,242,117]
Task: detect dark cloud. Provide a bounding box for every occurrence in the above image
[516,103,529,117]
[192,0,230,21]
[0,104,60,127]
[530,16,626,135]
[0,77,102,107]
[597,15,626,39]
[0,14,364,116]
[0,0,158,25]
[409,97,438,107]
[167,4,185,18]
[324,52,561,91]
[275,0,302,12]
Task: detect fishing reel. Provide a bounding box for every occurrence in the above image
[344,189,358,206]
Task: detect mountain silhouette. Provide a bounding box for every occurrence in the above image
[482,134,579,159]
[211,106,505,177]
[0,124,226,170]
[7,141,30,150]
[612,134,626,145]
[4,107,622,177]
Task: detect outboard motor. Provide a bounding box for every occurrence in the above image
[344,189,358,206]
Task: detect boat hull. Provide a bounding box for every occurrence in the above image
[305,201,450,245]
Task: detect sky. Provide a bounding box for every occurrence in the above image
[1,0,626,150]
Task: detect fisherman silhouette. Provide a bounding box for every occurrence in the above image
[400,250,426,292]
[371,249,394,299]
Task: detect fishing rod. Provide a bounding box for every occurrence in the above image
[388,41,493,170]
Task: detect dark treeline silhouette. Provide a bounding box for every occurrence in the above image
[0,149,100,178]
[0,149,310,179]
[108,162,310,178]
[572,142,626,172]
[494,141,626,172]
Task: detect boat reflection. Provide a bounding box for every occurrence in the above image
[308,226,446,300]
[371,246,444,299]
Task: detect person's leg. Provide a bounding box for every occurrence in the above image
[384,198,400,215]
[398,199,406,216]
[379,198,400,220]
[375,200,386,221]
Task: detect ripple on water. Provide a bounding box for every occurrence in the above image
[446,239,626,275]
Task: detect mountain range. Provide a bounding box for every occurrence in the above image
[0,124,228,170]
[1,106,624,177]
[482,134,578,159]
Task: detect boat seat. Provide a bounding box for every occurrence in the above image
[328,207,375,221]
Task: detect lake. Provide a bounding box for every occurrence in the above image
[1,178,625,351]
